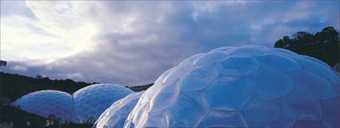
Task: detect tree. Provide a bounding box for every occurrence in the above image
[315,26,339,42]
[274,26,340,66]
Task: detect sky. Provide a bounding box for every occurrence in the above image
[0,0,339,86]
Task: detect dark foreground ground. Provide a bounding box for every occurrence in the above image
[0,105,92,128]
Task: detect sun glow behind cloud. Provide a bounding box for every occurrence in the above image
[1,1,99,63]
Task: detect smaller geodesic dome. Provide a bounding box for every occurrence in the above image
[73,83,133,123]
[95,92,143,128]
[13,90,75,122]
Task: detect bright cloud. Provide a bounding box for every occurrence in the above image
[1,0,98,62]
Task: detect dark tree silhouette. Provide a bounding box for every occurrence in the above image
[274,26,340,67]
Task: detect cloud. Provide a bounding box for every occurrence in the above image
[1,0,339,85]
[1,0,98,62]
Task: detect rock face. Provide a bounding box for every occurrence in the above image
[125,46,340,128]
[95,92,143,128]
[13,90,75,122]
[73,83,133,123]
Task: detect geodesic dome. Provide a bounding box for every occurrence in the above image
[73,83,133,123]
[13,90,75,122]
[125,46,340,128]
[95,92,143,128]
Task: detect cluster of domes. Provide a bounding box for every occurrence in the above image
[13,83,133,123]
[13,46,340,128]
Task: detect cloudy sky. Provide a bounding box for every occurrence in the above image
[1,0,339,85]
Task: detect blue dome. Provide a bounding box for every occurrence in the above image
[95,92,143,128]
[125,46,340,128]
[73,83,133,123]
[13,90,75,122]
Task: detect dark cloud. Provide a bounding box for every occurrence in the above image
[2,0,339,85]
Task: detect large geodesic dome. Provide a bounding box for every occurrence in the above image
[125,46,340,128]
[13,90,75,122]
[95,92,143,128]
[73,83,133,123]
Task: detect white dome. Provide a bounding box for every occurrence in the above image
[95,92,143,128]
[13,90,75,122]
[125,46,340,128]
[73,83,133,123]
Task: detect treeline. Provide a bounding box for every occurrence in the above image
[274,26,340,67]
